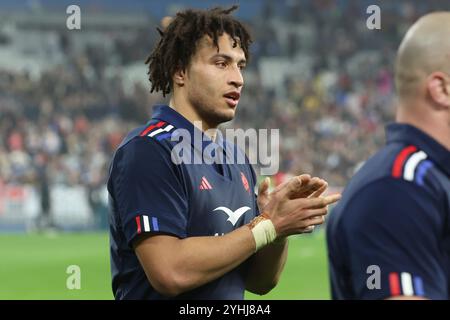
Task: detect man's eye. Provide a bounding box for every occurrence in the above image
[216,61,227,68]
[239,65,246,70]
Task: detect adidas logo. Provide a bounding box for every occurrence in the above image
[199,176,213,190]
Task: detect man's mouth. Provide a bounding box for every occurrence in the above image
[223,91,240,107]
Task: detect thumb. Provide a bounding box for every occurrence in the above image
[258,177,270,196]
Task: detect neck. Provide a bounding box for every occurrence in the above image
[169,95,217,141]
[397,102,450,151]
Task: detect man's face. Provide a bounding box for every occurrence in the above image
[183,33,246,127]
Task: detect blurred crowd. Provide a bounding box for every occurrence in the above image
[1,0,449,198]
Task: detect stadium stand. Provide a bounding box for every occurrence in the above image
[1,0,449,230]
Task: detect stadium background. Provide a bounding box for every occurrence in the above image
[1,0,449,300]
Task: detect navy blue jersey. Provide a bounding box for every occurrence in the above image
[108,105,259,300]
[326,123,450,299]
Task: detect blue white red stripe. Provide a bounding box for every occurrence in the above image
[392,146,430,185]
[389,272,424,296]
[148,124,174,137]
[135,215,159,234]
[140,121,175,140]
[403,151,427,181]
[140,121,166,137]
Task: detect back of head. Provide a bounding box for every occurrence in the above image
[395,12,450,104]
[394,12,450,150]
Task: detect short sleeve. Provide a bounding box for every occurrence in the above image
[110,137,189,247]
[343,177,447,299]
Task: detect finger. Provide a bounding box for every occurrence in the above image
[300,215,325,231]
[305,215,325,225]
[258,177,270,196]
[309,180,328,198]
[292,193,342,209]
[273,179,290,194]
[298,177,324,198]
[278,176,304,199]
[312,194,341,208]
[284,175,313,199]
[301,208,328,220]
[298,174,311,182]
[324,193,341,205]
[291,195,326,210]
[274,174,311,196]
[302,225,315,233]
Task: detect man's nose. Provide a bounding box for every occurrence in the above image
[228,66,244,88]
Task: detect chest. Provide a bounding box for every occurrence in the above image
[182,162,257,236]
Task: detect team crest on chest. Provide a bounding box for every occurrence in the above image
[241,172,250,193]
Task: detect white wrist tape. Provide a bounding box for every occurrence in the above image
[250,218,277,252]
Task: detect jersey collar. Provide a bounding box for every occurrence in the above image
[150,104,226,154]
[386,123,450,176]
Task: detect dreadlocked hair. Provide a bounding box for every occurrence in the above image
[145,5,252,96]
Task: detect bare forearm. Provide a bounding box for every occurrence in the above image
[136,226,256,296]
[245,238,289,294]
[176,227,256,288]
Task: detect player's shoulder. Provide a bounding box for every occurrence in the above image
[345,142,440,199]
[110,120,179,173]
[118,119,177,153]
[328,143,441,230]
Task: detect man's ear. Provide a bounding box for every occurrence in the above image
[427,72,450,109]
[173,68,186,87]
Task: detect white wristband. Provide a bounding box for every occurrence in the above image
[250,218,277,252]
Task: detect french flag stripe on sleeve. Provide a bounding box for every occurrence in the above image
[143,215,151,232]
[152,217,160,232]
[136,216,142,234]
[403,151,427,181]
[140,121,165,137]
[149,124,174,137]
[401,272,414,296]
[389,272,401,296]
[392,145,417,178]
[413,276,424,296]
[415,160,433,186]
[389,272,424,296]
[136,215,152,233]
